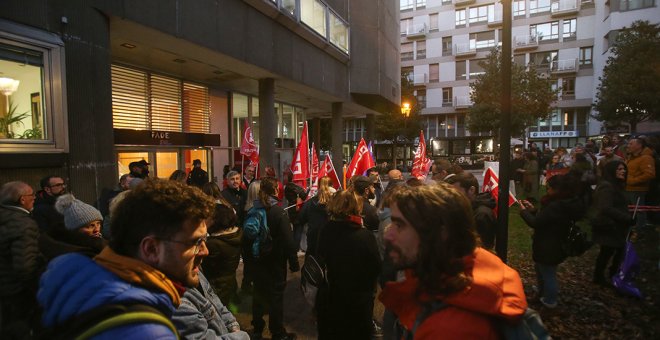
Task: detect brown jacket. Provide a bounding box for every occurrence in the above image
[626,147,656,192]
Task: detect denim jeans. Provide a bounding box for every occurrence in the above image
[535,262,558,305]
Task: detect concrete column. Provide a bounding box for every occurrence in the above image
[312,117,321,149]
[331,102,344,182]
[259,78,276,176]
[365,113,375,141]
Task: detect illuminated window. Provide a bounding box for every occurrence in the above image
[301,0,327,37]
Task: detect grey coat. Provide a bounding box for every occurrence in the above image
[172,272,249,340]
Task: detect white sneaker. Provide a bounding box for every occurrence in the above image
[540,297,557,309]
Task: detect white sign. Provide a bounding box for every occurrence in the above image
[529,131,578,138]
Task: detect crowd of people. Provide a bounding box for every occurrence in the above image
[0,133,657,339]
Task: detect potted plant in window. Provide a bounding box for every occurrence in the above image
[0,99,30,139]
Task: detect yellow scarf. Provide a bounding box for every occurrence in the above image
[95,247,181,307]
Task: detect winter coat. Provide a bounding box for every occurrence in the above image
[172,272,249,339]
[222,188,247,225]
[31,191,65,235]
[203,227,242,306]
[361,200,380,232]
[298,196,329,257]
[592,180,631,247]
[0,205,43,297]
[520,196,584,265]
[473,193,497,249]
[626,147,656,192]
[251,198,298,269]
[316,219,381,340]
[187,167,209,188]
[38,253,177,339]
[380,248,527,340]
[39,228,106,261]
[284,182,307,223]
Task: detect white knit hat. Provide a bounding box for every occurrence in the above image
[55,194,103,230]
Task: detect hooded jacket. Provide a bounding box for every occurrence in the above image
[38,249,180,339]
[380,248,527,339]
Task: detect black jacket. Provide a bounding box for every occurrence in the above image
[591,180,631,247]
[473,193,497,249]
[221,187,247,225]
[0,205,43,297]
[39,229,106,261]
[32,191,65,236]
[203,227,242,305]
[284,182,307,224]
[187,168,209,188]
[361,200,379,232]
[298,196,329,256]
[520,196,584,265]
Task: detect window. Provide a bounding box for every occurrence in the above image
[443,88,453,106]
[400,0,414,10]
[456,9,467,27]
[416,40,426,60]
[401,18,412,35]
[469,59,486,78]
[456,61,467,80]
[561,77,575,99]
[579,46,592,67]
[329,11,349,53]
[282,0,296,16]
[301,0,327,37]
[401,42,414,61]
[432,138,449,156]
[416,0,426,9]
[562,18,577,40]
[427,116,437,137]
[530,21,559,41]
[429,13,439,31]
[513,0,527,16]
[417,89,427,109]
[469,5,489,24]
[442,37,453,56]
[514,54,526,66]
[530,50,558,69]
[429,63,439,83]
[442,0,452,4]
[112,65,210,133]
[451,139,471,154]
[470,31,496,50]
[0,24,67,151]
[530,0,551,14]
[613,0,655,11]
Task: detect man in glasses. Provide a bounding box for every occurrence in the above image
[32,175,67,235]
[38,179,248,338]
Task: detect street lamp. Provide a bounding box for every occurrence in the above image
[401,102,411,117]
[400,102,411,171]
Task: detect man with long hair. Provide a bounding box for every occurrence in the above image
[380,183,527,338]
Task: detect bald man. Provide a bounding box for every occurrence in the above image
[388,169,403,180]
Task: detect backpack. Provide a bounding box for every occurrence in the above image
[562,221,591,257]
[300,254,328,307]
[243,206,273,258]
[398,301,551,340]
[37,303,178,340]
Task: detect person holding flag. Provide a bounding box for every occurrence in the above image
[411,131,433,181]
[345,138,375,180]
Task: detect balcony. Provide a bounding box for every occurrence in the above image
[551,59,578,74]
[551,0,579,17]
[453,0,476,7]
[514,35,539,51]
[404,23,428,39]
[454,96,473,109]
[454,43,477,57]
[413,73,428,85]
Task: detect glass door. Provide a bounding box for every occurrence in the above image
[155,151,179,179]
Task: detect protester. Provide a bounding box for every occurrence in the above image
[0,181,43,339]
[169,169,188,184]
[129,159,150,179]
[349,175,379,232]
[32,175,66,235]
[519,174,584,308]
[380,183,527,338]
[521,151,540,203]
[511,150,525,198]
[222,170,248,225]
[596,146,623,179]
[430,159,452,182]
[592,161,632,286]
[298,176,333,257]
[445,172,497,249]
[284,171,307,251]
[243,165,256,189]
[316,190,381,340]
[187,159,209,188]
[248,177,299,340]
[265,166,284,202]
[38,179,216,338]
[625,136,656,234]
[98,174,129,218]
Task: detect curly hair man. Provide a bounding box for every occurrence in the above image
[380,183,527,339]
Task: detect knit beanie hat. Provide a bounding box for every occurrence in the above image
[55,194,103,230]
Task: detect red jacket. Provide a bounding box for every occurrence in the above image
[380,248,527,339]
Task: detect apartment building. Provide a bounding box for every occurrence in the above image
[400,0,659,164]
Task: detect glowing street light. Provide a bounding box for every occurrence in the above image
[401,102,411,117]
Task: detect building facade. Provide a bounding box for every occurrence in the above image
[399,0,659,165]
[0,0,400,203]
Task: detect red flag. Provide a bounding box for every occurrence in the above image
[345,138,375,179]
[411,130,431,180]
[482,167,516,216]
[308,143,320,197]
[240,119,258,158]
[317,154,342,189]
[291,122,309,188]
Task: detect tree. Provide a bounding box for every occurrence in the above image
[468,47,557,140]
[375,71,422,167]
[594,21,660,133]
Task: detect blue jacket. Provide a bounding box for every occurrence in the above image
[38,253,177,339]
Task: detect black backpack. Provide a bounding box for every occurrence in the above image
[37,303,178,340]
[397,300,552,340]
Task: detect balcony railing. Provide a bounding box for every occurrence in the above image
[454,96,473,109]
[413,73,428,85]
[454,43,477,57]
[453,0,476,6]
[404,23,428,38]
[514,35,539,50]
[551,0,579,16]
[551,59,578,73]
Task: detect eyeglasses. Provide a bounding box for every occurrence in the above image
[157,233,209,255]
